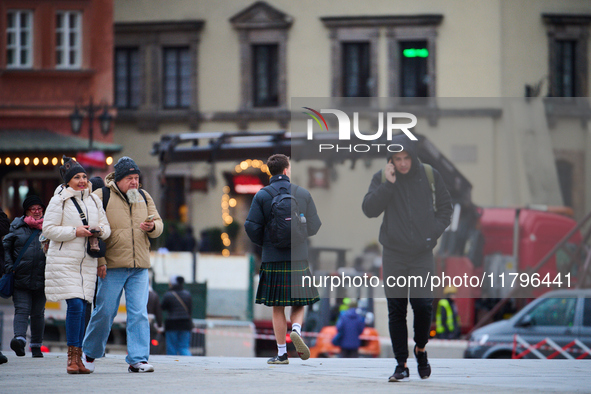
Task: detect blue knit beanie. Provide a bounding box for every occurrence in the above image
[114,156,141,182]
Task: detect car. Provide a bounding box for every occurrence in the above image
[464,289,591,359]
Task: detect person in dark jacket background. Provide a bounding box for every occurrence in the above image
[3,195,47,358]
[89,176,105,192]
[147,284,163,332]
[0,207,9,277]
[335,300,365,358]
[245,154,321,365]
[362,135,452,382]
[161,275,192,356]
[0,207,10,364]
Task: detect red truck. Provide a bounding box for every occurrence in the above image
[435,205,583,334]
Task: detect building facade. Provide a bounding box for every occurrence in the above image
[0,0,119,217]
[111,0,591,258]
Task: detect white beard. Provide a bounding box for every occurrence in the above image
[126,188,142,204]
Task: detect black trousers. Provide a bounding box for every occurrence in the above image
[383,249,434,365]
[13,287,46,346]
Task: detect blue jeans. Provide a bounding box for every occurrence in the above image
[66,298,87,347]
[82,268,150,365]
[165,330,191,356]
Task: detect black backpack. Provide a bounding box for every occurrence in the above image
[262,184,307,248]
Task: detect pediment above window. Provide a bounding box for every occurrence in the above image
[230,1,292,30]
[542,13,591,26]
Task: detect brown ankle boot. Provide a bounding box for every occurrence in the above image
[75,347,91,374]
[67,346,79,374]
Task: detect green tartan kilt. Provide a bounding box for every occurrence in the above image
[256,260,320,306]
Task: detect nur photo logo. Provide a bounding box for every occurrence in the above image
[302,107,418,153]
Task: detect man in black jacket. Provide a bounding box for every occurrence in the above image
[245,154,321,364]
[362,135,452,382]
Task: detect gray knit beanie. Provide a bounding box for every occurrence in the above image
[114,156,141,182]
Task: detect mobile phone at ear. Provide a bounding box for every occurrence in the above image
[145,215,155,222]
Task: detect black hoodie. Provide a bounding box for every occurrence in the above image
[362,134,452,256]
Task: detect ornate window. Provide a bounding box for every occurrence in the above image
[387,16,442,98]
[230,2,292,113]
[321,15,442,98]
[544,14,591,97]
[342,42,371,97]
[252,44,279,107]
[114,21,203,130]
[115,47,140,109]
[163,46,191,109]
[321,17,378,97]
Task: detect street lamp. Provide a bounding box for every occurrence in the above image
[69,96,113,150]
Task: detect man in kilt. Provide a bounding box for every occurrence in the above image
[245,154,321,364]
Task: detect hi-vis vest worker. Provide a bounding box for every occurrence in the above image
[436,286,460,339]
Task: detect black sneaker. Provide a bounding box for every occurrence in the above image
[414,345,431,379]
[0,351,7,364]
[31,347,43,358]
[388,365,410,382]
[267,354,289,365]
[10,338,25,357]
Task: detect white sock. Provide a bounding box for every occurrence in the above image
[292,323,302,335]
[277,344,287,356]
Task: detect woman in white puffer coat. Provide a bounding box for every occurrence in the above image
[42,156,110,374]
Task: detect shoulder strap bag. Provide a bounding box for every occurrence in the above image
[71,197,106,258]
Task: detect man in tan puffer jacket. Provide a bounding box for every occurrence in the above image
[82,157,163,373]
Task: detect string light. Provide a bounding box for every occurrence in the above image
[219,160,270,257]
[2,156,67,166]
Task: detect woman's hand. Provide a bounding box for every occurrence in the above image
[76,225,92,237]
